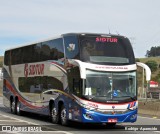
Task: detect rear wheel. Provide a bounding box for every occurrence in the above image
[10,99,16,114]
[51,106,59,124]
[60,105,69,126]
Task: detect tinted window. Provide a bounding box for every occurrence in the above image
[33,43,41,62]
[19,76,63,93]
[67,67,82,97]
[22,45,35,63]
[4,51,10,65]
[8,38,64,65]
[79,35,135,65]
[64,35,79,59]
[42,38,64,61]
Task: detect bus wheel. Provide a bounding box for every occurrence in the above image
[10,100,16,114]
[51,106,59,124]
[16,100,22,115]
[60,105,69,126]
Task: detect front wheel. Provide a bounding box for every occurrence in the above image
[60,105,69,126]
[16,100,22,115]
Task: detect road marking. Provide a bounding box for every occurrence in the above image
[154,131,160,133]
[153,117,157,119]
[138,116,160,121]
[0,113,73,134]
[0,120,24,122]
[0,114,39,125]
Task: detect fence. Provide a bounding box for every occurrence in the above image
[138,86,160,100]
[148,88,160,99]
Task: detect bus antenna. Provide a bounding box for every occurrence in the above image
[108,27,111,34]
[116,31,120,35]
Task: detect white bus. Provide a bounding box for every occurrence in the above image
[3,33,150,126]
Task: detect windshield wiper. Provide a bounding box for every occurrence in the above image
[120,96,136,101]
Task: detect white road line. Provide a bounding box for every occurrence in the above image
[0,120,24,122]
[0,114,39,125]
[153,131,160,133]
[0,113,73,134]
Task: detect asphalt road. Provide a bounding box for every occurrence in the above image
[0,97,160,134]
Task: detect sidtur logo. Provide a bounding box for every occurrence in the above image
[24,63,44,77]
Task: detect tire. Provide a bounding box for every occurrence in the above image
[51,106,59,124]
[10,100,16,114]
[60,105,69,126]
[16,100,22,116]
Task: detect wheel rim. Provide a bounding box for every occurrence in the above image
[16,102,20,114]
[11,101,15,113]
[61,108,66,124]
[51,108,57,122]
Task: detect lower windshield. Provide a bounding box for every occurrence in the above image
[83,70,137,103]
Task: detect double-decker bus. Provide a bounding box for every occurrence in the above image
[3,33,151,126]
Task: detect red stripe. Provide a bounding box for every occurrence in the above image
[6,80,47,109]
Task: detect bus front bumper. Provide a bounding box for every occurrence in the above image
[81,108,137,123]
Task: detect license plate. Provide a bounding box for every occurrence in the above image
[108,118,117,123]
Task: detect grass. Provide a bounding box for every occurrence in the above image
[138,57,160,81]
[139,57,160,63]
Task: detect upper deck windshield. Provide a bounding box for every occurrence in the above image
[83,70,137,103]
[79,35,135,65]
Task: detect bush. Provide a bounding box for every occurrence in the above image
[145,60,158,72]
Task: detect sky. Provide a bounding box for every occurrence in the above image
[1,0,160,58]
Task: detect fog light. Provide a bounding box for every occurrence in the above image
[130,114,137,120]
[83,113,93,120]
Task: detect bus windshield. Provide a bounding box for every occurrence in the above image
[79,35,135,65]
[83,70,136,103]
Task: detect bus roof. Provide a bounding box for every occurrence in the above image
[5,33,127,52]
[5,35,62,51]
[62,33,126,38]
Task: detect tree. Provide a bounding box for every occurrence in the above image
[146,46,160,57]
[145,60,158,72]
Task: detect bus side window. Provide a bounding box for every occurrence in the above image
[73,79,82,96]
[67,67,82,97]
[4,51,10,66]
